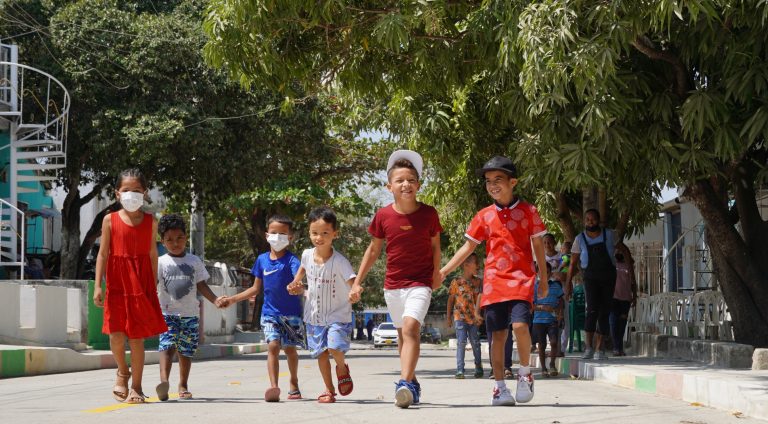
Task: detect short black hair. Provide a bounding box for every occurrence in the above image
[463,252,478,263]
[158,213,186,237]
[585,208,600,220]
[543,233,556,243]
[308,206,338,230]
[387,158,419,181]
[267,214,294,231]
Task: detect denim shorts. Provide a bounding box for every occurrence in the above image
[158,315,200,357]
[261,314,305,348]
[484,300,532,332]
[306,322,353,358]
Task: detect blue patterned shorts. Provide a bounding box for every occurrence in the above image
[261,315,306,349]
[159,315,200,358]
[306,322,353,358]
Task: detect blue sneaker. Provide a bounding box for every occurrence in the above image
[394,379,418,408]
[412,379,421,404]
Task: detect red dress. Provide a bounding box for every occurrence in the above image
[102,212,167,338]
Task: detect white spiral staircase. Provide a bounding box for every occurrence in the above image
[0,43,69,278]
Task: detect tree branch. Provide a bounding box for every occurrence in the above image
[631,36,689,99]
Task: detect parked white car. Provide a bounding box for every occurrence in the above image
[373,322,398,347]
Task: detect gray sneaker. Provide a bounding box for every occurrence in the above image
[581,348,595,359]
[594,350,607,360]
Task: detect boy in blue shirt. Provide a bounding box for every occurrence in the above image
[220,215,303,402]
[533,263,564,377]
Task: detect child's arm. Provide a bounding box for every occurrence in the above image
[287,266,306,295]
[439,239,479,282]
[196,280,220,305]
[430,233,442,290]
[566,248,580,300]
[149,218,159,285]
[221,277,262,307]
[445,283,455,328]
[475,292,484,323]
[93,215,112,307]
[349,237,384,303]
[531,235,548,299]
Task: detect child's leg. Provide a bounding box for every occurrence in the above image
[267,340,281,388]
[178,355,192,394]
[534,325,546,371]
[397,317,421,381]
[284,346,299,392]
[490,329,509,380]
[317,351,335,393]
[127,338,146,392]
[159,348,175,383]
[512,323,531,367]
[549,324,560,360]
[109,332,130,376]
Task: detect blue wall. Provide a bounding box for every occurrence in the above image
[0,129,54,253]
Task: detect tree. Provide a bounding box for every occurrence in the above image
[1,0,380,279]
[203,1,768,346]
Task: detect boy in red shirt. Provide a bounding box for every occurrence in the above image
[441,156,548,406]
[349,150,442,409]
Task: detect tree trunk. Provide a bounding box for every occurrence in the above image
[555,192,577,241]
[76,202,120,278]
[582,187,599,216]
[60,178,82,279]
[687,179,768,347]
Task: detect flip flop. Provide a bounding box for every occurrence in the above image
[113,370,131,402]
[287,389,302,400]
[155,382,169,402]
[264,387,281,402]
[336,364,354,396]
[178,390,193,400]
[549,362,559,377]
[317,390,336,403]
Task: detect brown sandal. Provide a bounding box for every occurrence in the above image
[124,388,146,404]
[113,370,131,402]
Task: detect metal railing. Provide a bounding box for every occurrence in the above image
[0,198,25,280]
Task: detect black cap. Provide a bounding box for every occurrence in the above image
[476,156,517,177]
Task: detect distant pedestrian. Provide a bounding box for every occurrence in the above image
[366,319,375,341]
[567,209,617,361]
[92,169,167,404]
[610,243,637,356]
[446,253,483,379]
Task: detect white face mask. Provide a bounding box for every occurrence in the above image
[266,233,289,252]
[120,191,144,212]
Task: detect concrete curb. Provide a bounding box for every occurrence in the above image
[558,356,768,420]
[0,342,267,378]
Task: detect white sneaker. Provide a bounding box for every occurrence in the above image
[594,350,607,360]
[394,384,413,408]
[492,386,516,406]
[515,373,534,403]
[581,348,595,359]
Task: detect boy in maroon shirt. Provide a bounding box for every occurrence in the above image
[349,150,442,408]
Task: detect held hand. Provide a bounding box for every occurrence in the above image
[537,285,549,300]
[446,318,452,329]
[214,296,227,308]
[348,284,363,304]
[431,270,442,290]
[439,269,448,283]
[93,288,104,308]
[287,281,304,295]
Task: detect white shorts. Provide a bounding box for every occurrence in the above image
[384,286,432,328]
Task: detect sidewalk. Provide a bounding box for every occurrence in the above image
[0,342,267,378]
[558,354,768,421]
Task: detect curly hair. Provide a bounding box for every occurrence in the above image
[158,213,186,237]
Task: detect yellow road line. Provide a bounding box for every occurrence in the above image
[83,394,180,413]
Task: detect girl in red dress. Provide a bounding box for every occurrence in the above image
[93,169,167,404]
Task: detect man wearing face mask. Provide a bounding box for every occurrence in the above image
[566,209,616,361]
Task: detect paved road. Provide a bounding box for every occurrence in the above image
[0,348,762,423]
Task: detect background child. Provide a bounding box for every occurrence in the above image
[155,214,224,401]
[349,149,442,409]
[440,156,548,407]
[287,206,356,403]
[533,263,565,377]
[220,215,303,402]
[446,253,483,379]
[93,168,167,404]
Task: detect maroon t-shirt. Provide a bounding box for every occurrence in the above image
[368,203,442,289]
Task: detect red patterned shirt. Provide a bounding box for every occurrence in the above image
[465,200,547,306]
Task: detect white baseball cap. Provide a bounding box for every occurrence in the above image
[386,150,423,177]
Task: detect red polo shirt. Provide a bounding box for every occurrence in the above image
[465,200,547,306]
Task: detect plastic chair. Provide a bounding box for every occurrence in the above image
[569,284,586,352]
